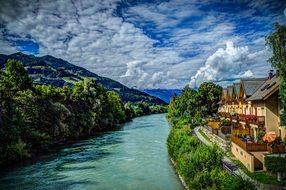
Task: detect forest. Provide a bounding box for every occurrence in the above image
[0,59,166,166]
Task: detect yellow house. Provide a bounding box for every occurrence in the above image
[232,83,240,113]
[247,75,285,139]
[218,73,286,172]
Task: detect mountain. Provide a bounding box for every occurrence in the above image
[143,89,182,103]
[0,52,166,105]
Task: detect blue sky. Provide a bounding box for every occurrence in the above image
[0,0,285,89]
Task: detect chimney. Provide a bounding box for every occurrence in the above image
[268,69,274,79]
[276,69,280,77]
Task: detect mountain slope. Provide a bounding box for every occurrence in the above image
[0,52,166,105]
[143,89,182,103]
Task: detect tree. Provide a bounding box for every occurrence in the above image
[266,23,286,125]
[107,91,126,124]
[0,59,32,92]
[198,82,222,117]
[265,156,286,181]
[0,59,33,119]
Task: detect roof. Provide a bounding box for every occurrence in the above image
[227,86,233,99]
[221,88,227,99]
[246,76,280,101]
[233,83,240,97]
[241,78,267,97]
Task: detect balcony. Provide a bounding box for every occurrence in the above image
[218,112,232,119]
[219,112,265,126]
[230,113,238,121]
[248,116,265,125]
[238,114,246,122]
[231,136,267,152]
[267,144,286,153]
[218,112,226,117]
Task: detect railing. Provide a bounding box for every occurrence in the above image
[225,113,231,119]
[231,136,267,152]
[219,112,265,126]
[218,112,226,117]
[249,116,265,125]
[267,144,286,153]
[231,113,238,121]
[238,114,246,122]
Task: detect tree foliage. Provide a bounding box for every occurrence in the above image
[198,82,222,117]
[167,82,221,127]
[0,60,166,166]
[266,23,286,125]
[167,125,256,190]
[167,82,255,190]
[264,156,286,173]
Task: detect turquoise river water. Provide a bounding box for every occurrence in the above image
[0,114,183,190]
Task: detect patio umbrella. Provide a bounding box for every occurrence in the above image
[262,131,277,143]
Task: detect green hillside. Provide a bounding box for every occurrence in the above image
[0,52,166,105]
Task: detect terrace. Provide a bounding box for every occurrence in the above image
[231,135,267,152]
[231,135,286,153]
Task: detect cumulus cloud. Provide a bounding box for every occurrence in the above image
[0,0,285,89]
[189,42,257,88]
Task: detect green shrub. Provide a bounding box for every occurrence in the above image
[7,140,30,161]
[264,156,286,173]
[167,118,256,190]
[190,168,228,190]
[221,175,257,190]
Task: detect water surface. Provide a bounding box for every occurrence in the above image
[0,114,183,190]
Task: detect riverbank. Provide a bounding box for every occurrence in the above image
[195,126,286,190]
[0,60,168,169]
[0,112,165,172]
[166,117,257,190]
[0,114,182,190]
[0,124,121,173]
[169,158,189,190]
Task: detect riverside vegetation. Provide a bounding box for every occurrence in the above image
[167,85,256,190]
[0,59,166,167]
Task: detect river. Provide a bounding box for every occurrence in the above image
[0,114,183,190]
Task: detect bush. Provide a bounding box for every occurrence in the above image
[167,118,256,190]
[190,168,227,190]
[7,140,31,161]
[221,175,257,190]
[167,122,225,189]
[264,156,286,173]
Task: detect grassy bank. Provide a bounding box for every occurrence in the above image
[167,118,256,190]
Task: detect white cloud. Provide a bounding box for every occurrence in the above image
[0,0,284,89]
[189,42,258,88]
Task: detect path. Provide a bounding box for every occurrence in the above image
[193,127,259,186]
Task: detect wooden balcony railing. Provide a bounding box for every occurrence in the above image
[238,114,246,122]
[267,144,286,153]
[231,136,267,152]
[249,116,265,125]
[218,112,265,126]
[231,113,238,121]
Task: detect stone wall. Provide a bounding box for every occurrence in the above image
[201,126,231,151]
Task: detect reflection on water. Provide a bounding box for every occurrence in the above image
[0,114,183,190]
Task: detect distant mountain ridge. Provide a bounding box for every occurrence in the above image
[143,89,182,103]
[0,52,166,105]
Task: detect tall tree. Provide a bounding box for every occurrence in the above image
[0,59,33,120]
[198,82,222,117]
[267,23,286,125]
[0,59,32,92]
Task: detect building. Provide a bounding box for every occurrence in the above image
[218,71,285,172]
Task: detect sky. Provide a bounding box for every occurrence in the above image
[0,0,285,89]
